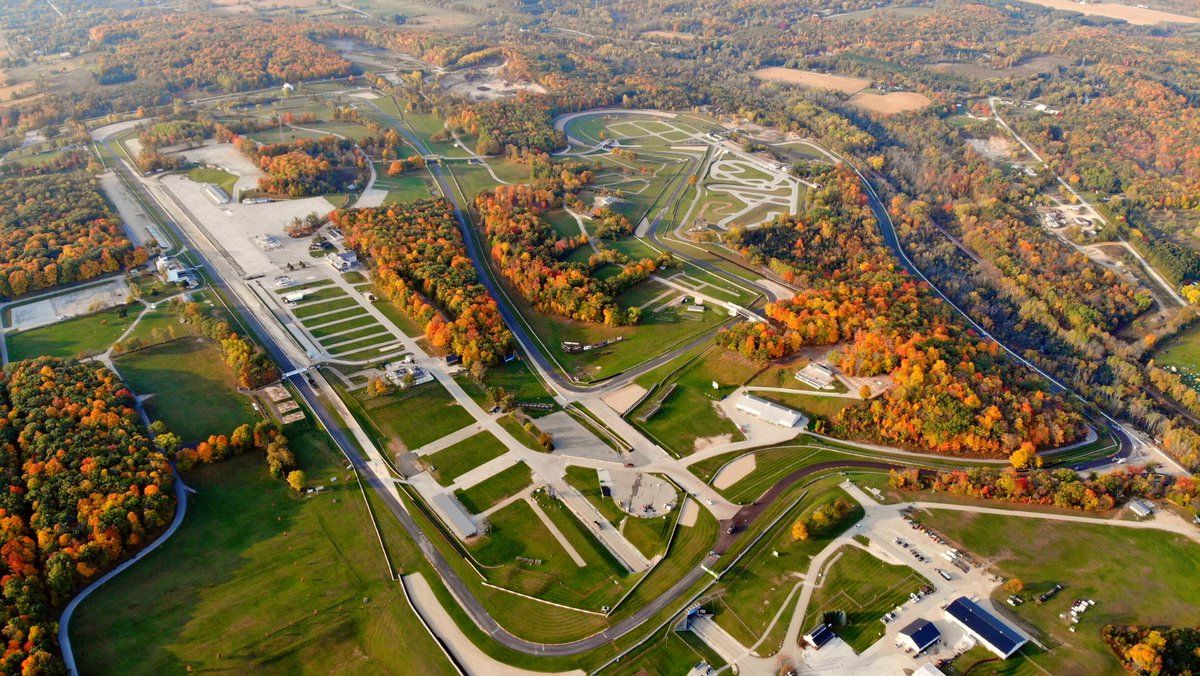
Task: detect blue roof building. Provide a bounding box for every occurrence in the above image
[898,618,941,653]
[944,597,1027,659]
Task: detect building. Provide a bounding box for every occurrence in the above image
[592,194,624,212]
[326,250,359,271]
[203,183,231,205]
[913,664,946,676]
[736,394,805,428]
[384,363,433,389]
[898,619,941,654]
[795,362,838,390]
[156,256,188,283]
[1129,498,1153,518]
[944,597,1027,659]
[803,623,836,650]
[431,493,478,539]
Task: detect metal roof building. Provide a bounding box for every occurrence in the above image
[803,623,836,650]
[431,493,479,540]
[898,618,941,653]
[736,394,805,428]
[944,597,1027,659]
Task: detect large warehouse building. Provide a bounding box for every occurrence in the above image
[944,597,1028,659]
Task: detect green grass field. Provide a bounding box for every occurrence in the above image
[1154,321,1200,388]
[630,346,760,456]
[454,358,557,410]
[713,483,863,649]
[308,314,378,338]
[361,381,474,450]
[293,297,361,318]
[562,466,675,558]
[6,306,139,361]
[69,429,457,675]
[115,338,258,443]
[921,509,1200,675]
[605,623,726,675]
[427,432,508,486]
[187,167,238,196]
[455,461,533,514]
[373,168,435,204]
[807,546,925,653]
[757,391,861,425]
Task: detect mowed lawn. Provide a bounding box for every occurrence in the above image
[6,306,139,361]
[362,380,474,450]
[921,510,1200,675]
[70,430,457,675]
[713,484,863,649]
[807,546,925,653]
[631,346,760,456]
[1155,322,1200,369]
[455,461,533,514]
[115,338,258,443]
[426,431,507,486]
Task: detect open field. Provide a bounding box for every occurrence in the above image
[920,509,1200,675]
[5,305,138,361]
[807,546,926,653]
[712,483,863,648]
[1155,321,1200,372]
[848,91,932,115]
[456,462,533,513]
[115,339,258,443]
[360,381,474,451]
[426,431,508,486]
[640,30,697,41]
[70,429,456,675]
[187,167,239,196]
[630,346,761,455]
[929,55,1071,80]
[1013,0,1200,24]
[606,624,725,676]
[752,68,870,94]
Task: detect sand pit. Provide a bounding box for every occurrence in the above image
[679,498,700,527]
[752,68,870,94]
[849,91,932,115]
[712,454,757,490]
[1015,0,1199,24]
[602,383,648,415]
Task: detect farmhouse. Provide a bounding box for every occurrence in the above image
[897,618,941,654]
[944,597,1027,659]
[796,362,838,390]
[736,394,804,428]
[327,250,359,271]
[431,493,479,540]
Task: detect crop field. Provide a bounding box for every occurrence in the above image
[751,68,871,94]
[848,91,933,115]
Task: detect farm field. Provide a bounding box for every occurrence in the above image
[848,91,932,115]
[69,429,457,675]
[751,68,871,94]
[920,510,1200,675]
[114,338,258,443]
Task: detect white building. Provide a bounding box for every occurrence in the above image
[736,394,804,428]
[155,256,188,283]
[327,250,359,271]
[1129,498,1153,518]
[203,183,231,205]
[796,362,838,390]
[431,493,478,539]
[384,363,433,388]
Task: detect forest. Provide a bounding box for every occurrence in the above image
[88,16,352,92]
[234,135,367,197]
[1103,624,1200,676]
[0,172,147,299]
[446,98,567,156]
[0,358,176,673]
[717,167,1086,458]
[474,161,664,326]
[335,200,514,365]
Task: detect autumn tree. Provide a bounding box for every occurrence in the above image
[287,470,307,493]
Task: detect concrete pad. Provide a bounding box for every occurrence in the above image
[98,171,157,248]
[608,467,678,518]
[539,411,621,462]
[712,454,756,491]
[356,187,388,208]
[8,278,130,331]
[601,383,647,416]
[402,573,585,676]
[679,497,699,527]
